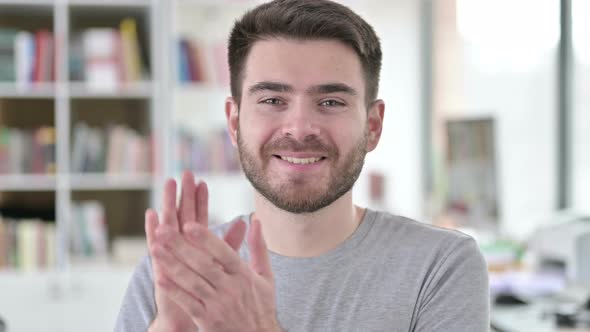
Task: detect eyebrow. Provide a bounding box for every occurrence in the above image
[306,83,358,96]
[247,82,293,95]
[247,81,358,96]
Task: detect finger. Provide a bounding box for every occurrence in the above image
[152,244,217,301]
[146,209,167,290]
[248,218,273,281]
[145,209,159,249]
[178,171,197,229]
[195,181,209,227]
[162,179,179,229]
[224,219,247,251]
[154,270,207,321]
[183,222,245,274]
[156,225,227,290]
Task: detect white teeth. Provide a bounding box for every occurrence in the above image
[280,156,322,164]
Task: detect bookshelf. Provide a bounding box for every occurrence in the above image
[0,0,162,274]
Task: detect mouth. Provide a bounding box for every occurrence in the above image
[273,155,327,165]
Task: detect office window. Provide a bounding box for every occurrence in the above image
[572,0,590,212]
[430,0,559,238]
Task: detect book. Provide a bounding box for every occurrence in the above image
[0,28,18,81]
[0,127,55,175]
[45,223,56,269]
[17,220,38,271]
[8,128,24,173]
[71,122,89,173]
[72,123,151,173]
[0,28,54,84]
[82,28,121,90]
[0,217,57,271]
[7,220,18,268]
[119,17,144,82]
[187,40,206,82]
[174,127,239,173]
[0,217,6,268]
[33,30,54,83]
[15,31,35,87]
[178,39,191,83]
[69,33,84,81]
[74,18,147,88]
[177,37,230,87]
[38,126,56,173]
[70,201,108,258]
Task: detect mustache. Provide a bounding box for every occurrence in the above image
[262,135,337,156]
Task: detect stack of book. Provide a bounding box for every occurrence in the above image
[0,126,56,174]
[70,18,146,89]
[177,37,229,87]
[71,122,152,174]
[0,216,56,271]
[0,28,54,85]
[69,201,108,259]
[175,127,240,173]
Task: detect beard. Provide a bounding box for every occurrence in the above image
[237,125,367,214]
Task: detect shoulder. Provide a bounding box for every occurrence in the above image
[368,209,476,251]
[366,210,485,274]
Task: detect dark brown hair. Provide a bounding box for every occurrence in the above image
[228,0,382,106]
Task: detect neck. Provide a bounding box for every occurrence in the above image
[251,191,365,258]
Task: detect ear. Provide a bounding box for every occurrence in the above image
[366,99,385,152]
[225,96,239,147]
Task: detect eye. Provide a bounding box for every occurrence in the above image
[260,98,284,105]
[319,99,345,107]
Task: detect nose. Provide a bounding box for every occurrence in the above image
[280,100,321,141]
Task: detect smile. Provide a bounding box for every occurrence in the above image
[274,155,327,165]
[279,156,324,164]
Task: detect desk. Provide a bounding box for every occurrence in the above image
[492,299,590,332]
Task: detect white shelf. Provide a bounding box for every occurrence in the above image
[68,81,153,99]
[174,0,264,7]
[0,0,54,5]
[0,174,56,191]
[175,82,229,93]
[69,173,153,190]
[0,82,154,99]
[66,0,151,7]
[0,83,56,99]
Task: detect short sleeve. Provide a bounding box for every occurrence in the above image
[114,254,157,332]
[412,238,490,332]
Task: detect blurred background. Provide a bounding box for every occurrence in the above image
[0,0,588,331]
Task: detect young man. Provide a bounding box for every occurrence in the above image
[116,0,490,331]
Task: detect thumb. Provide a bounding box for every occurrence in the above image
[224,219,247,251]
[247,218,273,281]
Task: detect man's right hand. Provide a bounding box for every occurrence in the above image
[146,173,199,331]
[145,172,246,332]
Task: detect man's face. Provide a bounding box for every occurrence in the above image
[226,38,383,213]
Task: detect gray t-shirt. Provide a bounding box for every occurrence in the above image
[115,209,490,331]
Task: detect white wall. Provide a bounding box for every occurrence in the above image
[349,0,425,221]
